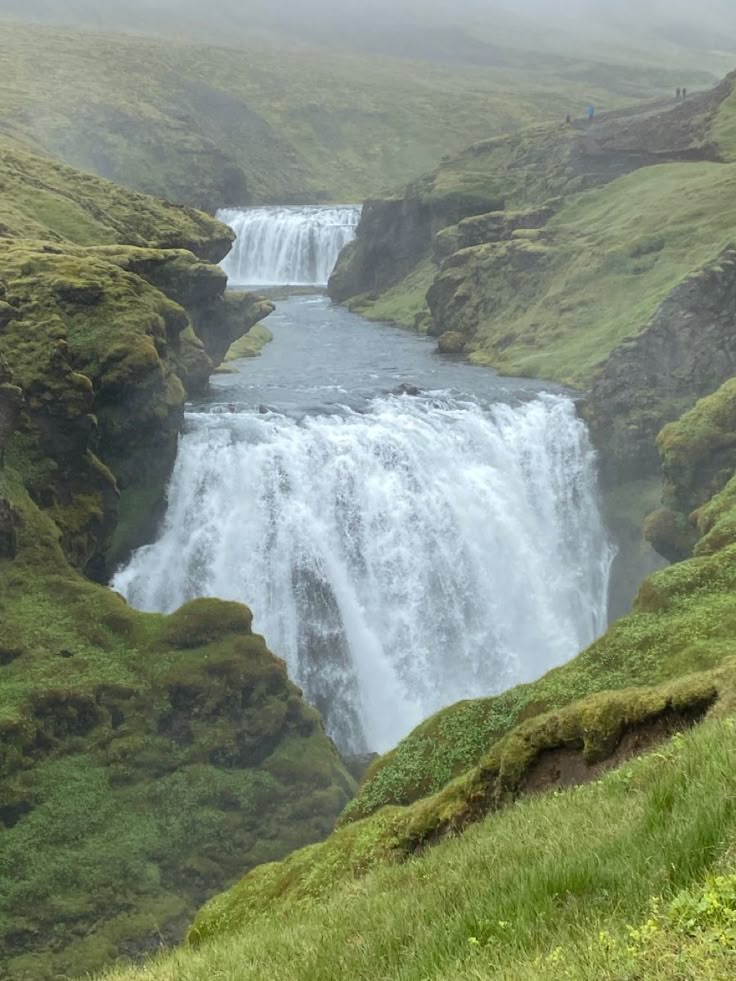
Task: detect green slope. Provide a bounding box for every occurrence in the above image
[342,81,735,377]
[0,21,710,209]
[451,161,736,385]
[97,714,736,981]
[0,140,353,979]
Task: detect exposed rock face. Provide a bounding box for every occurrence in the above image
[584,250,736,483]
[0,496,18,558]
[328,189,505,303]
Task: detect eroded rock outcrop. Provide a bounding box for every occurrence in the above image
[328,188,505,304]
[0,239,273,576]
[584,250,736,483]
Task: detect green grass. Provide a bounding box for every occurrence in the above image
[97,715,736,981]
[0,145,345,977]
[0,468,355,980]
[0,20,707,209]
[448,161,736,386]
[713,85,736,161]
[0,142,233,257]
[348,258,436,328]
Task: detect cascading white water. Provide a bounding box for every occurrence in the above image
[114,393,613,754]
[216,206,361,286]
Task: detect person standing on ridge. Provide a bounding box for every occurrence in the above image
[587,105,595,123]
[676,87,681,99]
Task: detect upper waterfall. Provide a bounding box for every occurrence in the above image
[217,205,361,286]
[113,391,613,755]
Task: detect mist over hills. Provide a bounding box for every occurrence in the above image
[1,0,734,60]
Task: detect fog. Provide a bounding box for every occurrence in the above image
[0,0,734,57]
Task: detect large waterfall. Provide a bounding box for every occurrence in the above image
[114,393,613,754]
[217,206,361,286]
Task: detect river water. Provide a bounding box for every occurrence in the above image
[113,207,614,754]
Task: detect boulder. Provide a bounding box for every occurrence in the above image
[437,331,466,355]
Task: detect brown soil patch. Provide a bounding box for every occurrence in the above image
[519,699,715,798]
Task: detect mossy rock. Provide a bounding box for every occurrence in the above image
[0,233,271,573]
[163,599,254,649]
[644,507,699,562]
[437,331,466,355]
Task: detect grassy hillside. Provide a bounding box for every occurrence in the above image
[97,717,736,980]
[1,0,734,71]
[447,161,736,385]
[341,77,736,384]
[0,21,711,209]
[0,141,232,256]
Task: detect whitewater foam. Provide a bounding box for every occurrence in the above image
[114,394,613,753]
[217,205,361,286]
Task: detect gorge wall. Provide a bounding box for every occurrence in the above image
[0,148,355,981]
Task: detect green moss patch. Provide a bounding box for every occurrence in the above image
[0,472,355,980]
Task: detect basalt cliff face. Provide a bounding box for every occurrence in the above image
[0,146,354,981]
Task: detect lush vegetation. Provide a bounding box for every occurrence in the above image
[341,77,736,389]
[3,14,736,981]
[98,715,736,981]
[450,162,736,385]
[0,142,353,979]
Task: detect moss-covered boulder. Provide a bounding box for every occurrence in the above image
[640,376,736,561]
[437,331,466,355]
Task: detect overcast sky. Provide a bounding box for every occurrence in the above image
[0,0,734,56]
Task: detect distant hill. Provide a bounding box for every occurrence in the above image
[0,19,707,209]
